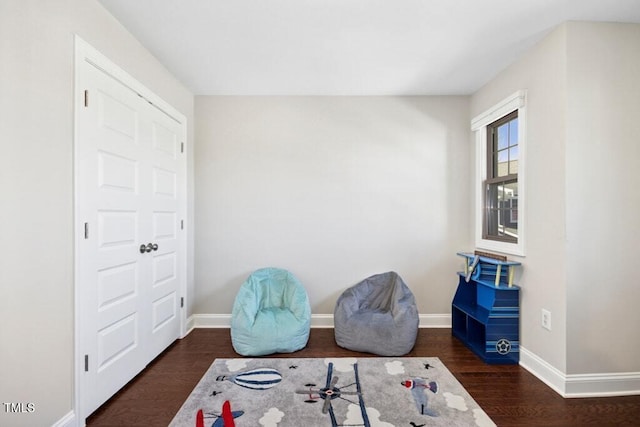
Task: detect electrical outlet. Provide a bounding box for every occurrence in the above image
[541,309,551,331]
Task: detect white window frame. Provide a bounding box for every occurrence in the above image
[471,90,526,256]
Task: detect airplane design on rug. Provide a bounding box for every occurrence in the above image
[296,362,370,427]
[195,400,243,427]
[401,377,439,417]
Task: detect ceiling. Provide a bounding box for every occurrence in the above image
[98,0,640,96]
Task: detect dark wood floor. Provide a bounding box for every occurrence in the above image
[87,328,640,426]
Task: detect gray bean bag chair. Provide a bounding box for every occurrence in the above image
[334,271,419,356]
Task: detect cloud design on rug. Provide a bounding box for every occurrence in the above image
[443,392,469,411]
[226,359,251,371]
[384,360,405,375]
[259,407,284,427]
[324,357,356,372]
[344,404,394,427]
[473,408,497,427]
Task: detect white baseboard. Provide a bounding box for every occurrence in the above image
[520,346,640,398]
[519,346,568,395]
[185,313,197,334]
[308,314,335,328]
[189,313,232,328]
[187,313,451,329]
[418,313,451,328]
[52,410,76,427]
[565,371,640,397]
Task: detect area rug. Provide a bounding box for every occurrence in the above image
[169,357,495,427]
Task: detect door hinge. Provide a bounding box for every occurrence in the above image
[181,142,184,153]
[84,90,89,107]
[84,354,89,372]
[84,222,89,239]
[180,297,184,308]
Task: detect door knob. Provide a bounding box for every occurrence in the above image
[139,243,157,253]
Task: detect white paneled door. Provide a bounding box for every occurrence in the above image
[75,40,186,419]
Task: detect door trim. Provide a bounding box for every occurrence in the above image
[73,35,187,424]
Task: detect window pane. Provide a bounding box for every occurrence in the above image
[509,119,518,145]
[509,146,519,174]
[497,149,509,177]
[497,123,510,150]
[489,114,518,180]
[486,181,518,242]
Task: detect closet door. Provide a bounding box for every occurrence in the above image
[76,56,184,417]
[144,94,183,361]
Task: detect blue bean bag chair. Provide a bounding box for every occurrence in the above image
[334,271,419,356]
[231,268,311,356]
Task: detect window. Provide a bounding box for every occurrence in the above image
[471,91,526,256]
[485,111,518,243]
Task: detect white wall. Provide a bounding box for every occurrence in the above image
[471,25,569,373]
[565,22,640,375]
[0,1,194,426]
[472,21,640,386]
[194,96,471,318]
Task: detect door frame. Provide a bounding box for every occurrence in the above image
[73,35,188,424]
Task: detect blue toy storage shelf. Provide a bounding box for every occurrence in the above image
[452,252,521,364]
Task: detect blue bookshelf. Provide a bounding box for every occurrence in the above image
[452,253,521,364]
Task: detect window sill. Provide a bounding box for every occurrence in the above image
[476,237,525,257]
